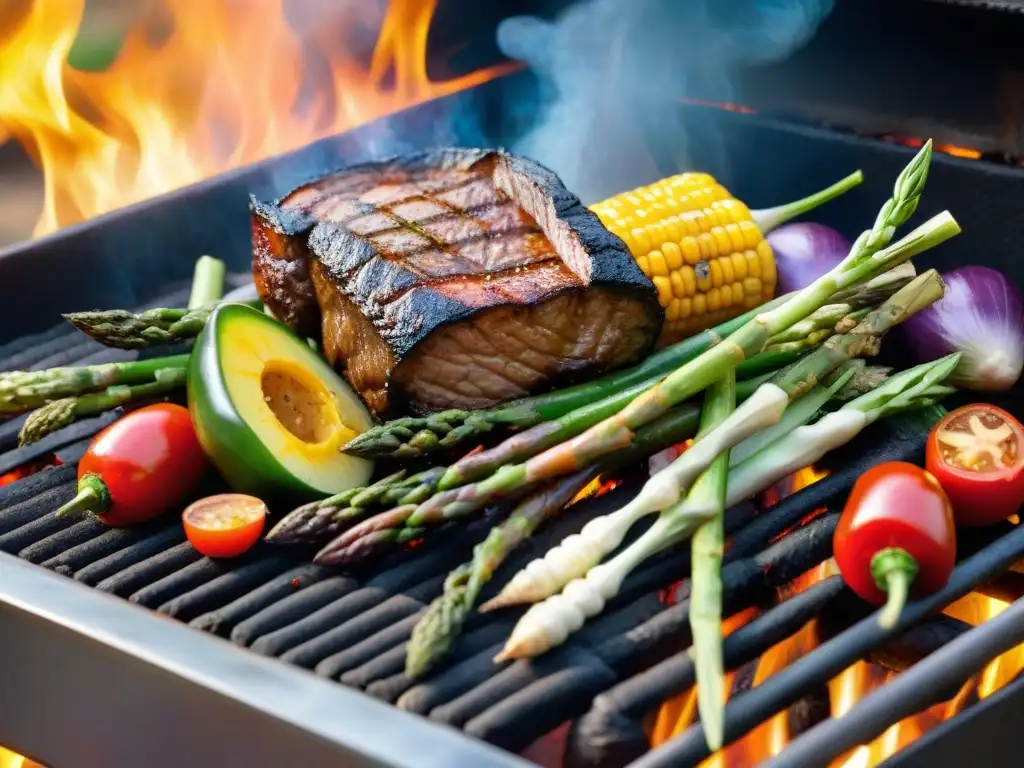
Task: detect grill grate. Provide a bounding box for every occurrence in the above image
[1,292,1022,765]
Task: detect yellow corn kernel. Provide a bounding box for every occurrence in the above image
[680,238,702,265]
[746,249,761,279]
[653,276,673,306]
[707,288,721,312]
[670,270,687,298]
[663,242,683,270]
[591,171,777,343]
[708,258,724,288]
[720,256,735,284]
[731,282,745,306]
[679,265,697,296]
[731,252,748,280]
[648,250,668,277]
[693,293,708,317]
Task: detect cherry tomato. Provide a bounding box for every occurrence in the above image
[925,403,1024,526]
[55,404,207,527]
[183,494,267,558]
[833,461,956,627]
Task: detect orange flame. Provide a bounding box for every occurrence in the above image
[0,0,512,237]
[648,465,1024,766]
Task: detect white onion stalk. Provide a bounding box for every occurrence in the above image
[493,354,960,662]
[479,385,786,611]
[689,352,961,517]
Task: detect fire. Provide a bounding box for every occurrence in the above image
[0,746,45,768]
[647,463,1024,766]
[0,0,512,237]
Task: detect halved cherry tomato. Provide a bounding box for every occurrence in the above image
[183,494,267,558]
[925,403,1024,526]
[55,403,207,527]
[833,461,956,628]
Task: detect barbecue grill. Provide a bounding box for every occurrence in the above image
[2,3,1024,767]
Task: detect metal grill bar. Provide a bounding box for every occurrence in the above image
[766,597,1024,767]
[634,523,1024,768]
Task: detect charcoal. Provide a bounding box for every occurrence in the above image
[762,599,1024,768]
[362,617,519,702]
[74,526,187,586]
[53,438,96,467]
[365,670,420,704]
[0,465,77,534]
[0,330,91,372]
[40,520,178,574]
[464,651,619,752]
[249,586,394,658]
[229,576,359,647]
[31,344,130,372]
[398,644,510,716]
[157,554,301,622]
[975,571,1024,603]
[634,522,1024,768]
[316,611,427,680]
[429,645,608,730]
[0,409,121,477]
[787,684,831,736]
[0,414,29,453]
[281,594,429,669]
[870,615,972,672]
[342,641,415,691]
[129,555,233,608]
[566,576,845,768]
[94,541,203,597]
[189,564,335,636]
[18,518,106,562]
[596,560,761,669]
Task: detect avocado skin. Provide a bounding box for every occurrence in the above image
[187,303,324,501]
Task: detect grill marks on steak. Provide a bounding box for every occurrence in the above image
[252,149,662,415]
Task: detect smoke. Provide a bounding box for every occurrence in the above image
[498,0,835,203]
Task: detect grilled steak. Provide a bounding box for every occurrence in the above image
[252,149,662,416]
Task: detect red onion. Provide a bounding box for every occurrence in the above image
[902,266,1024,391]
[767,222,852,294]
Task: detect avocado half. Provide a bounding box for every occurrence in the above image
[188,303,374,499]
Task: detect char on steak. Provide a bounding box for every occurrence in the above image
[252,148,662,416]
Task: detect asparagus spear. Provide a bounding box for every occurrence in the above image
[343,266,917,462]
[18,368,188,445]
[0,355,189,414]
[415,268,947,590]
[688,398,737,753]
[493,354,959,665]
[63,256,226,349]
[304,368,814,568]
[404,403,705,677]
[265,467,447,547]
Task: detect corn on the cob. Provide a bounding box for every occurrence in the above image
[590,170,862,345]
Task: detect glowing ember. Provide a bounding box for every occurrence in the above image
[0,746,46,768]
[646,465,1024,765]
[0,0,512,236]
[569,476,623,506]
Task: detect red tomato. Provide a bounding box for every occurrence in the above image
[183,494,266,558]
[834,461,956,607]
[925,403,1024,526]
[61,403,207,527]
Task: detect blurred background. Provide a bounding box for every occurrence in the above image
[3,0,1020,251]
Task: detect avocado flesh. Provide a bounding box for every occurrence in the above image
[188,303,374,499]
